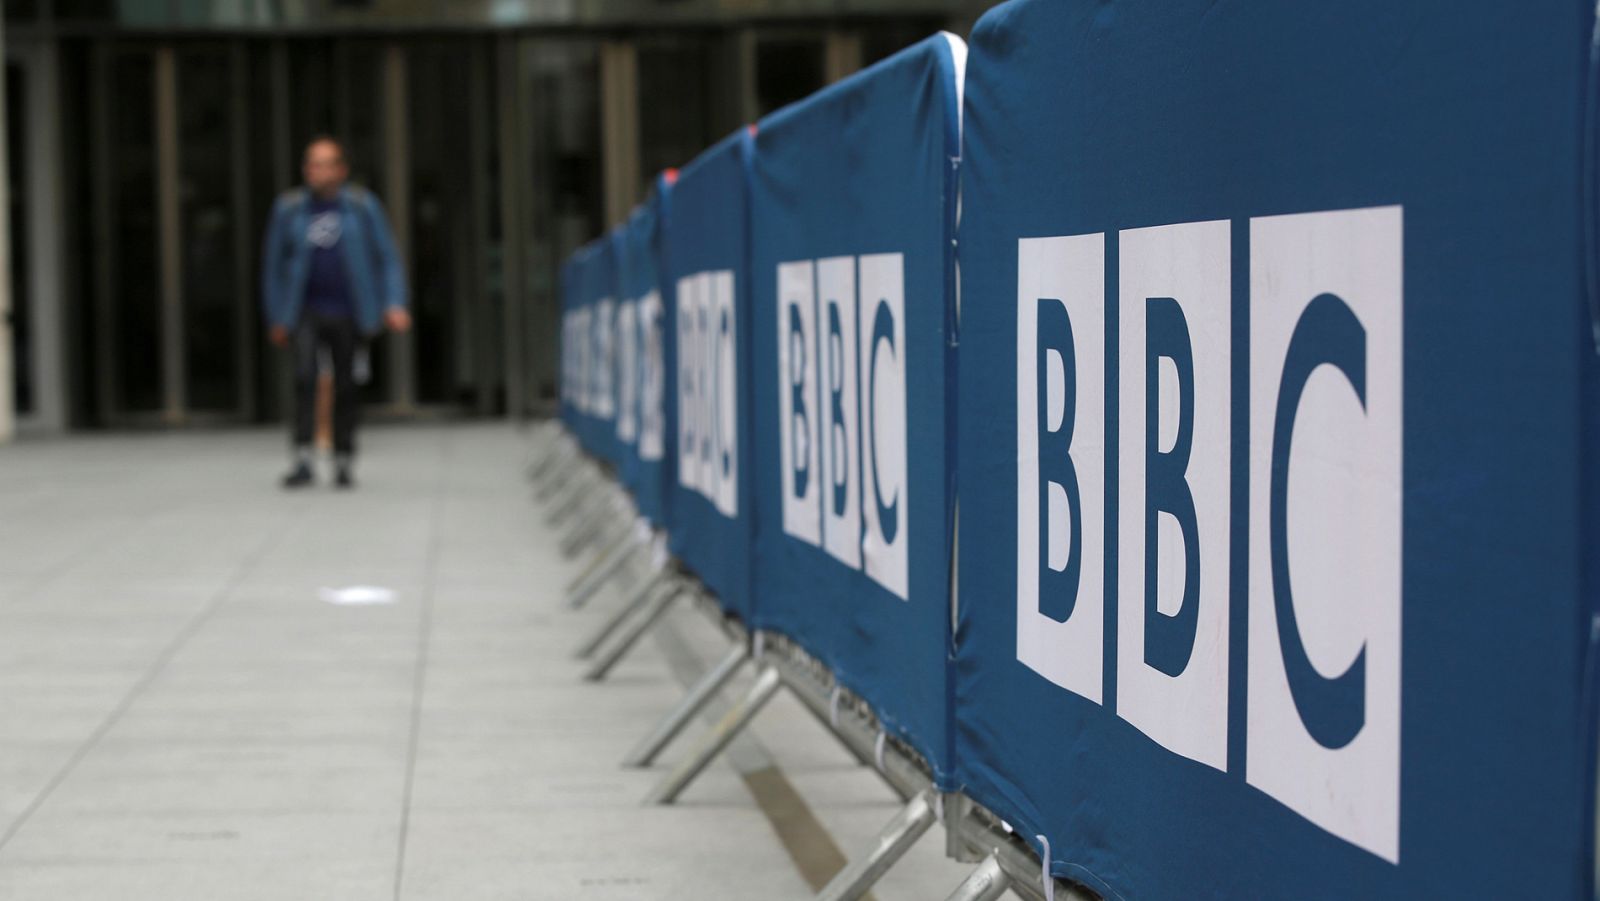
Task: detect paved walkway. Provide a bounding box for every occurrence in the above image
[0,425,973,900]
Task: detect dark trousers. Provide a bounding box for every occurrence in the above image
[292,311,359,457]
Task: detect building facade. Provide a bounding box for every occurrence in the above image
[0,0,983,434]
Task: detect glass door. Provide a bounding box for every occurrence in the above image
[176,43,245,416]
[5,59,28,422]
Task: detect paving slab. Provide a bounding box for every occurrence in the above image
[0,424,1000,900]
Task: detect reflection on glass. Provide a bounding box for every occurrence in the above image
[639,40,718,183]
[112,52,160,414]
[527,40,601,406]
[245,42,281,422]
[6,63,30,416]
[757,38,825,117]
[408,41,476,407]
[178,47,238,412]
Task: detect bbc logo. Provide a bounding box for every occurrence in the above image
[613,291,666,462]
[562,303,615,422]
[1016,207,1402,862]
[677,269,739,517]
[777,253,909,601]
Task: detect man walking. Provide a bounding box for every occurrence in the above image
[261,136,410,489]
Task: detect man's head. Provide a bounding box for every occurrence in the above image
[303,135,349,198]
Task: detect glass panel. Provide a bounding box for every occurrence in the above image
[537,41,602,262]
[6,63,29,416]
[111,51,161,414]
[638,38,719,180]
[861,21,940,67]
[335,40,390,405]
[338,42,385,192]
[177,45,239,412]
[56,0,166,26]
[287,40,335,152]
[756,37,825,118]
[54,0,116,22]
[525,39,601,406]
[3,0,38,23]
[408,40,474,407]
[247,41,283,422]
[56,40,96,425]
[280,38,393,407]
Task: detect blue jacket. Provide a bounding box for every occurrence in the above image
[260,185,407,336]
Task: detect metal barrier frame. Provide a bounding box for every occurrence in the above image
[527,422,1097,901]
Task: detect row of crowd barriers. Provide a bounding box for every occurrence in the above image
[525,420,1074,901]
[548,1,1600,898]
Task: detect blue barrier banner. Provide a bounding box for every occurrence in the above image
[560,256,581,432]
[660,131,755,618]
[582,232,624,466]
[955,0,1599,897]
[749,34,964,781]
[559,240,608,457]
[617,185,674,527]
[561,239,593,455]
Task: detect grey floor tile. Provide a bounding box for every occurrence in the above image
[0,425,998,900]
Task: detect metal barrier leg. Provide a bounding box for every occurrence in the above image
[543,452,590,500]
[570,546,654,616]
[582,584,685,682]
[644,664,783,805]
[527,436,566,485]
[556,488,603,538]
[574,570,671,657]
[765,656,903,788]
[545,471,595,526]
[525,423,559,476]
[559,500,613,558]
[534,447,579,501]
[943,794,982,864]
[943,855,1011,901]
[563,513,614,562]
[564,523,638,603]
[564,520,627,592]
[622,643,748,768]
[815,788,939,901]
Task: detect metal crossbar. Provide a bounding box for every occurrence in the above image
[542,427,1094,901]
